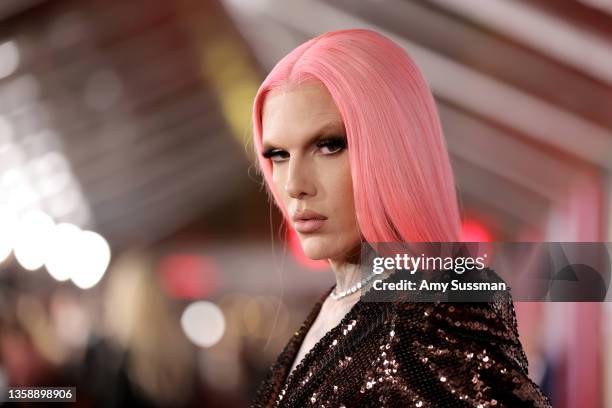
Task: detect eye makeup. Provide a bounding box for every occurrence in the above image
[315,136,347,154]
[261,133,347,161]
[261,148,288,160]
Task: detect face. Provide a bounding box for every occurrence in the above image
[261,83,362,262]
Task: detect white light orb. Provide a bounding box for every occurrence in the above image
[45,223,82,281]
[70,230,111,289]
[0,41,19,79]
[181,301,225,348]
[13,210,55,271]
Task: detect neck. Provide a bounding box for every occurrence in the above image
[328,258,365,297]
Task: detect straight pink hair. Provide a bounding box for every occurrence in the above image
[252,29,461,243]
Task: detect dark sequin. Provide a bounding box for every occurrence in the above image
[251,282,551,407]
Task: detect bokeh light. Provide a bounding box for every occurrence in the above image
[13,210,55,271]
[45,223,83,282]
[70,230,111,289]
[0,41,19,79]
[181,301,226,348]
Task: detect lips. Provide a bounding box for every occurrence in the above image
[292,209,328,233]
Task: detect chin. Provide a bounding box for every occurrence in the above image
[299,237,337,260]
[299,235,357,261]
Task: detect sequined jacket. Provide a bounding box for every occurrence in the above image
[251,283,552,408]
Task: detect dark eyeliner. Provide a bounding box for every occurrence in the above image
[261,149,273,159]
[317,136,347,151]
[262,148,283,159]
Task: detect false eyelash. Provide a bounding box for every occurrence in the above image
[316,136,347,150]
[261,148,283,159]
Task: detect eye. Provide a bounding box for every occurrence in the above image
[317,136,347,155]
[261,148,289,163]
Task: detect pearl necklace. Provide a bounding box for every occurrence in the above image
[329,270,380,300]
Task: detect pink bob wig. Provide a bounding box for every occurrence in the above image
[252,28,461,243]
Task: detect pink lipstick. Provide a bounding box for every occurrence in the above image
[292,209,328,233]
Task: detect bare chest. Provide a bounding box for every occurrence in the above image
[287,297,358,377]
[288,324,327,375]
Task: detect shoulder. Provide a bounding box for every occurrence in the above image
[375,295,552,407]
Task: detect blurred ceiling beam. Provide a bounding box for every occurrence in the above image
[220,0,306,72]
[579,0,612,17]
[450,156,550,227]
[426,0,612,87]
[439,103,575,204]
[98,156,245,247]
[325,0,612,129]
[177,0,262,158]
[82,115,226,206]
[0,0,45,21]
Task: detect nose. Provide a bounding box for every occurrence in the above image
[284,157,316,199]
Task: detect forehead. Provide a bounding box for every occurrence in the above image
[261,83,344,146]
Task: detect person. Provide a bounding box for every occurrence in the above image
[250,29,551,407]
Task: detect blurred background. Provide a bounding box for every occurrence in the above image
[0,0,611,406]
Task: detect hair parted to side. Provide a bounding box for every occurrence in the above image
[252,28,461,243]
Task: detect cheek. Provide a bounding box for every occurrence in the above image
[336,160,355,207]
[271,167,288,201]
[326,160,358,229]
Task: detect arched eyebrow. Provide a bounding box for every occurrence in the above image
[262,120,345,152]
